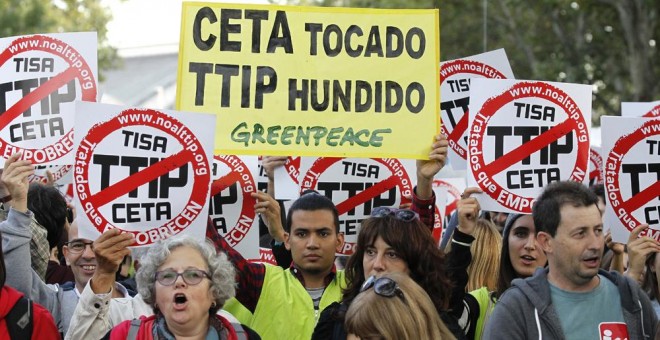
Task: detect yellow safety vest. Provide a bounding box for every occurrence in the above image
[226,265,345,340]
[470,286,497,340]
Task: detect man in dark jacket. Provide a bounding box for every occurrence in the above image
[484,181,658,339]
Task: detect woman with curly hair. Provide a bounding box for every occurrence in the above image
[312,205,468,339]
[102,235,259,339]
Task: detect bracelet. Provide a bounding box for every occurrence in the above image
[0,195,11,204]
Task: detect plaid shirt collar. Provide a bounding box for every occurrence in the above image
[289,262,337,287]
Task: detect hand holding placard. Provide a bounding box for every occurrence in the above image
[252,191,285,243]
[416,134,449,200]
[456,187,483,236]
[1,153,33,213]
[89,228,134,296]
[624,224,660,283]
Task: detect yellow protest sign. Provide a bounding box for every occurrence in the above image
[177,2,439,159]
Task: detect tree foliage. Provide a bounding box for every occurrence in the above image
[285,0,658,125]
[0,0,119,80]
[444,0,658,124]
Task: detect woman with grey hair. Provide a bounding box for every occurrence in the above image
[103,235,259,339]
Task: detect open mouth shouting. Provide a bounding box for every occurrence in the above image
[173,293,188,310]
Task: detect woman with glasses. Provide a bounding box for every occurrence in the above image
[345,273,455,339]
[102,235,259,340]
[312,203,468,339]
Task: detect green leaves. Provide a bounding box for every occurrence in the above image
[0,0,118,81]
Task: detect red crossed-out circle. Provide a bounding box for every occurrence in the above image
[440,59,507,159]
[300,157,413,255]
[643,104,660,118]
[29,165,72,184]
[433,179,462,217]
[0,35,96,163]
[605,119,660,231]
[431,179,462,242]
[210,155,256,246]
[76,108,210,245]
[469,81,590,213]
[285,156,300,183]
[589,147,604,185]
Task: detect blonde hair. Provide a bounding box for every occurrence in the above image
[466,219,502,292]
[345,273,455,340]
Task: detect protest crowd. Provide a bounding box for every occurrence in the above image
[1,2,660,340]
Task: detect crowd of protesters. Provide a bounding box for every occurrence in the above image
[1,128,659,340]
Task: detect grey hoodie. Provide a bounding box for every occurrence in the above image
[483,267,658,340]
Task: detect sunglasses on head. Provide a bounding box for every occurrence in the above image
[360,275,405,301]
[370,206,419,222]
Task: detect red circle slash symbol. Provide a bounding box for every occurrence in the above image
[209,155,256,246]
[469,81,590,213]
[643,104,660,118]
[0,35,96,163]
[75,108,210,245]
[440,60,507,160]
[605,119,660,232]
[301,157,413,255]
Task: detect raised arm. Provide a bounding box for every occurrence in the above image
[253,191,285,243]
[412,134,448,229]
[65,230,161,340]
[0,154,66,329]
[625,224,660,284]
[415,134,448,200]
[88,229,134,297]
[205,218,266,313]
[2,153,31,213]
[604,230,625,273]
[258,156,293,267]
[447,187,482,336]
[1,153,39,293]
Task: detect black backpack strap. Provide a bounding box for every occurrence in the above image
[231,322,248,340]
[6,296,32,340]
[331,303,348,339]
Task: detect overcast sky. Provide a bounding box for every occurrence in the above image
[104,0,269,55]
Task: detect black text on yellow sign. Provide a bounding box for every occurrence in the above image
[177,3,440,159]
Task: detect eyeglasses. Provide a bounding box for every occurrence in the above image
[154,269,211,286]
[65,240,94,254]
[360,275,405,300]
[370,206,419,222]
